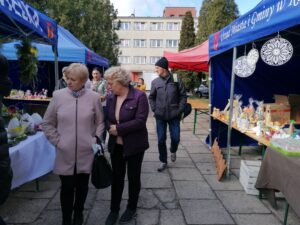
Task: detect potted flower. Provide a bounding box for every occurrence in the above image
[15,39,38,90]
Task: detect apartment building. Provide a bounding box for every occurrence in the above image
[163,7,196,17]
[115,7,197,88]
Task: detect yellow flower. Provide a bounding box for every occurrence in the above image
[30,47,38,56]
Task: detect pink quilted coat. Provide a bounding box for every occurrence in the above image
[42,88,104,175]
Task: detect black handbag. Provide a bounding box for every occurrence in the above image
[91,138,112,189]
[183,103,192,118]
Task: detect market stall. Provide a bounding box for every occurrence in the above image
[163,40,209,72]
[1,25,109,95]
[1,0,58,188]
[1,25,109,67]
[207,1,300,221]
[0,0,59,85]
[208,0,300,168]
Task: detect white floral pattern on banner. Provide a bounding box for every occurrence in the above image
[247,48,259,66]
[234,56,256,78]
[261,37,293,66]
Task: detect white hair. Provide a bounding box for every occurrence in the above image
[104,66,131,86]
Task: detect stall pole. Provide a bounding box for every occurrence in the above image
[208,61,212,149]
[226,47,237,177]
[54,46,59,89]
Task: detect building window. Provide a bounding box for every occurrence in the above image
[133,39,147,48]
[166,22,180,30]
[118,56,131,64]
[134,56,147,64]
[120,22,131,30]
[119,39,131,47]
[166,39,179,48]
[150,22,163,30]
[150,39,163,48]
[134,22,147,30]
[150,56,161,64]
[113,21,120,29]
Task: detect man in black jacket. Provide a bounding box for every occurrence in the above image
[0,55,13,225]
[149,57,187,172]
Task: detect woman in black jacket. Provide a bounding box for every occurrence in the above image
[0,55,13,225]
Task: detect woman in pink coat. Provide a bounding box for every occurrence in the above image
[42,63,104,225]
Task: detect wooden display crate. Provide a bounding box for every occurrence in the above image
[239,160,261,195]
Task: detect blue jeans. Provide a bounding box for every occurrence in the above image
[156,118,180,163]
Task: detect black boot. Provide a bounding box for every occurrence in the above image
[62,215,72,225]
[60,194,73,225]
[60,176,75,225]
[119,209,137,224]
[73,211,83,225]
[73,177,88,225]
[105,211,119,225]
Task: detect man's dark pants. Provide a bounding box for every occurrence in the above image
[155,118,180,163]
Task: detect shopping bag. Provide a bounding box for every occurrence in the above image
[91,140,112,189]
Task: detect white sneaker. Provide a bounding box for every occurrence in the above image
[157,163,167,172]
[171,153,176,162]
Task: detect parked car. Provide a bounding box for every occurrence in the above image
[194,84,209,98]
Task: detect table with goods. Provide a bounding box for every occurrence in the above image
[211,94,300,155]
[211,94,300,224]
[2,91,55,189]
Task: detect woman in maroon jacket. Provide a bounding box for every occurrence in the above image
[104,67,149,225]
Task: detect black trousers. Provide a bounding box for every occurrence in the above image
[59,172,90,220]
[110,145,144,212]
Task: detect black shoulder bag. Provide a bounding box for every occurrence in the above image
[183,102,192,118]
[174,76,192,119]
[91,137,112,189]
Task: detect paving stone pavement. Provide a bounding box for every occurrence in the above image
[1,112,300,225]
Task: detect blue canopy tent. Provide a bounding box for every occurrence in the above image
[0,0,59,82]
[1,25,109,67]
[208,0,300,173]
[55,26,109,67]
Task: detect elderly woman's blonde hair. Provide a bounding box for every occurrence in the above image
[65,63,89,82]
[104,66,131,86]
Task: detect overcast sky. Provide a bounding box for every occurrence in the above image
[111,0,262,17]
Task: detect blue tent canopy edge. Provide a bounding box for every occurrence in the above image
[1,25,109,68]
[0,0,58,46]
[209,0,300,58]
[58,26,109,67]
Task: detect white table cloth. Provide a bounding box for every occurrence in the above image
[9,132,55,189]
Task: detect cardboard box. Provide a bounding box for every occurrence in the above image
[239,160,261,195]
[274,94,289,104]
[264,103,290,126]
[289,94,300,121]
